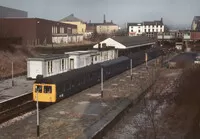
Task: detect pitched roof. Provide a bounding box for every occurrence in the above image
[87,22,117,26]
[143,21,163,26]
[127,23,143,26]
[128,20,163,27]
[60,14,83,22]
[194,16,200,20]
[111,36,155,47]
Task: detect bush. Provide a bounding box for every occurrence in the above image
[175,65,200,106]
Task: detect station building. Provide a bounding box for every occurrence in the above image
[93,36,156,56]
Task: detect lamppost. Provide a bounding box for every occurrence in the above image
[2,53,14,86]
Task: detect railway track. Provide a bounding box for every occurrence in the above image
[0,93,34,124]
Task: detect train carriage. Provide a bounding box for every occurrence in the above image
[33,48,162,103]
[33,64,101,102]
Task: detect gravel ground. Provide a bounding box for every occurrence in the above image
[103,68,184,139]
[0,75,34,102]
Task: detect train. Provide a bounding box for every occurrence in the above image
[33,48,162,103]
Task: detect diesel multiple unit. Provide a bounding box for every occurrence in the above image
[33,48,162,103]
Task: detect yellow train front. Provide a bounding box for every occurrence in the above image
[33,83,56,102]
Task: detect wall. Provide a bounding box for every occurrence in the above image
[27,61,43,79]
[96,25,119,34]
[0,18,37,45]
[0,18,77,45]
[44,57,69,77]
[61,21,86,34]
[52,34,83,44]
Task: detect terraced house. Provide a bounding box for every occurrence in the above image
[127,18,165,38]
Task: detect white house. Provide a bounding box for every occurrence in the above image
[27,54,69,79]
[27,48,118,79]
[127,18,165,37]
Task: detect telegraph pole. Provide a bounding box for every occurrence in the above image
[36,91,40,137]
[101,67,104,98]
[145,53,148,68]
[11,61,14,86]
[130,59,133,80]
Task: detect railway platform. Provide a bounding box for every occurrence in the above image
[0,57,165,139]
[0,76,34,103]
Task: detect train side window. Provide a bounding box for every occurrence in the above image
[44,86,52,93]
[35,85,42,93]
[65,83,71,91]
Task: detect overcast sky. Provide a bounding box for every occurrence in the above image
[1,0,199,28]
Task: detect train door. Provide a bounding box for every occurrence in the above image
[70,59,74,70]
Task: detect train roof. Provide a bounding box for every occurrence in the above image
[35,63,101,84]
[101,56,129,67]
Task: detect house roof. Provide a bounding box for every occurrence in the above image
[143,21,163,26]
[87,22,117,26]
[111,36,155,47]
[127,23,143,26]
[128,20,163,27]
[27,54,69,61]
[194,16,200,20]
[60,14,83,22]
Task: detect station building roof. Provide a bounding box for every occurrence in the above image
[93,36,155,49]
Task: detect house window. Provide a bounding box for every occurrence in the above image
[144,29,146,32]
[65,59,68,70]
[60,27,64,34]
[152,29,154,32]
[138,30,140,33]
[148,29,150,32]
[131,30,133,32]
[61,59,64,71]
[48,61,53,74]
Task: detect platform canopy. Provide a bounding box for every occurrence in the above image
[93,36,156,49]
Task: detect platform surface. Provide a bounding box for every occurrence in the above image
[0,58,161,139]
[0,76,34,103]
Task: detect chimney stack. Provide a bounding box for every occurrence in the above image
[89,20,91,23]
[104,14,106,23]
[161,17,163,23]
[111,20,113,23]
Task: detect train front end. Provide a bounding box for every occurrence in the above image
[33,83,56,103]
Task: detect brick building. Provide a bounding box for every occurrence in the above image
[0,18,77,45]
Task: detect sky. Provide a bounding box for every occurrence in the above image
[1,0,200,28]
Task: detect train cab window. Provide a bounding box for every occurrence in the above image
[35,85,42,93]
[44,86,52,93]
